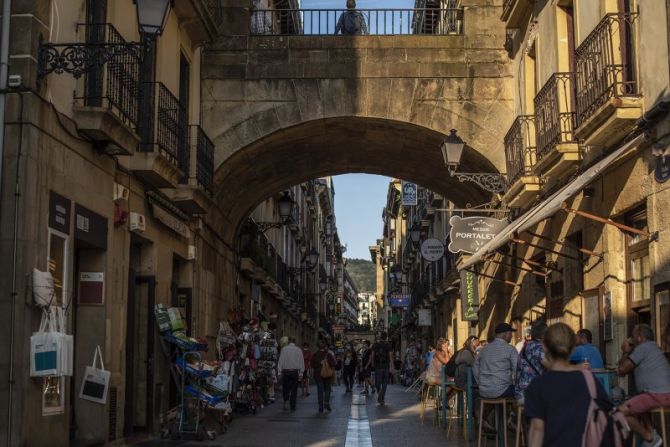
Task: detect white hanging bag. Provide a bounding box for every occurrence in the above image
[30,308,61,377]
[79,345,110,404]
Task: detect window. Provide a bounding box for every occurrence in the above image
[625,205,651,330]
[47,230,69,307]
[654,283,669,353]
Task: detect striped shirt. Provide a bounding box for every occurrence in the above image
[473,338,519,398]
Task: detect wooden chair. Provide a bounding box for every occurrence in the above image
[445,386,467,439]
[650,406,668,446]
[420,382,442,426]
[514,405,525,447]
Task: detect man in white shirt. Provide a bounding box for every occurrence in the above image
[277,337,304,411]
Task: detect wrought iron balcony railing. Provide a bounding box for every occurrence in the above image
[250,8,463,36]
[504,115,537,184]
[534,72,578,161]
[138,82,189,175]
[574,13,639,127]
[76,23,140,129]
[190,125,214,194]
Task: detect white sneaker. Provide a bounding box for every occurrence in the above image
[642,430,663,447]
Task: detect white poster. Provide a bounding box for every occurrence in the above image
[418,309,432,326]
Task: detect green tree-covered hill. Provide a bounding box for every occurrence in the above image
[345,258,375,292]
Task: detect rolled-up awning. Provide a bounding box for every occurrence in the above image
[459,133,646,271]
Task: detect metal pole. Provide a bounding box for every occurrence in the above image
[315,264,319,344]
[1,0,14,442]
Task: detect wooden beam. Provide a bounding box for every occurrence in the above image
[561,202,659,240]
[511,237,581,261]
[523,230,603,258]
[487,258,549,277]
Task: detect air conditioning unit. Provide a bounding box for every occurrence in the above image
[114,183,129,202]
[187,245,197,261]
[129,212,146,233]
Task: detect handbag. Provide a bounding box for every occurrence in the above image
[79,345,111,405]
[30,308,61,377]
[55,307,73,376]
[320,355,334,379]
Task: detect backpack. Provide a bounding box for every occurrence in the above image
[342,11,364,35]
[320,355,334,379]
[581,370,630,447]
[373,342,390,368]
[444,349,459,377]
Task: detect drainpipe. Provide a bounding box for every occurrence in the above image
[1,0,14,444]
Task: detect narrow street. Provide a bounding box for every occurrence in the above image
[130,384,467,447]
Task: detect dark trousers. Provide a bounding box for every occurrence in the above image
[282,370,299,409]
[316,379,332,410]
[344,369,355,390]
[375,368,389,397]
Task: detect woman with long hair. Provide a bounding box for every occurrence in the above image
[425,338,451,385]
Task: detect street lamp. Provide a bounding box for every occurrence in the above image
[324,218,333,237]
[307,248,320,269]
[409,224,422,245]
[256,192,296,233]
[440,129,508,194]
[38,0,172,78]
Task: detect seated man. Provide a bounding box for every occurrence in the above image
[617,324,670,447]
[474,323,519,399]
[569,328,604,369]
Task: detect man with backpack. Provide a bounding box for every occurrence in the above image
[335,0,368,35]
[367,332,394,404]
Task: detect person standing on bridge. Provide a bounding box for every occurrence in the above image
[335,0,369,35]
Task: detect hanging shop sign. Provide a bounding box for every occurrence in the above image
[49,191,71,234]
[79,272,104,305]
[388,293,410,308]
[418,309,432,326]
[74,205,108,249]
[459,269,479,321]
[401,181,418,206]
[420,238,445,262]
[655,156,670,183]
[448,216,507,254]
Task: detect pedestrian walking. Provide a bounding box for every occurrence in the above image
[312,341,337,413]
[343,345,358,393]
[525,323,619,446]
[277,336,304,412]
[368,332,394,404]
[302,342,313,397]
[360,340,375,395]
[335,0,368,35]
[617,324,670,447]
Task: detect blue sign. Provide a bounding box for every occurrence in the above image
[401,181,417,206]
[389,294,410,308]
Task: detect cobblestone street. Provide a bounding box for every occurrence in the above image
[129,384,468,447]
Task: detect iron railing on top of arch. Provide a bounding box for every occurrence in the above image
[250,8,464,36]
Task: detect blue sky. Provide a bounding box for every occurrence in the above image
[333,174,390,260]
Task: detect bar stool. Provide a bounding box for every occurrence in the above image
[478,397,516,447]
[446,386,466,438]
[650,406,668,446]
[420,382,442,426]
[514,405,525,447]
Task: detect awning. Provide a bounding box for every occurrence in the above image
[459,133,646,271]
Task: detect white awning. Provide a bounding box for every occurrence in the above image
[459,133,646,271]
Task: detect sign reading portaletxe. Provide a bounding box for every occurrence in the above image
[460,269,479,321]
[448,216,507,254]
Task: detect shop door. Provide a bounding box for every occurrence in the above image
[124,273,155,436]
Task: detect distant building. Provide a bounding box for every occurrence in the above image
[358,292,377,328]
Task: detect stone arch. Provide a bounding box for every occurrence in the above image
[212,116,504,244]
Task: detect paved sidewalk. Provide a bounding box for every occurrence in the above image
[128,383,469,446]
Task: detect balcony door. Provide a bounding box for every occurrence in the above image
[84,0,108,106]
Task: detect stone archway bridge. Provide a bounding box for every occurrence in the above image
[203,2,514,242]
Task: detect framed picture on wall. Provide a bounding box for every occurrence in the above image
[603,291,614,341]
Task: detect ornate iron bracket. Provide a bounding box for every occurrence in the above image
[255,222,283,233]
[37,34,143,79]
[449,170,508,193]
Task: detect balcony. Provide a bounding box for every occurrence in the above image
[533,72,580,178]
[172,0,224,44]
[72,24,140,156]
[162,125,214,215]
[501,0,533,29]
[502,115,541,208]
[574,13,642,147]
[129,82,188,188]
